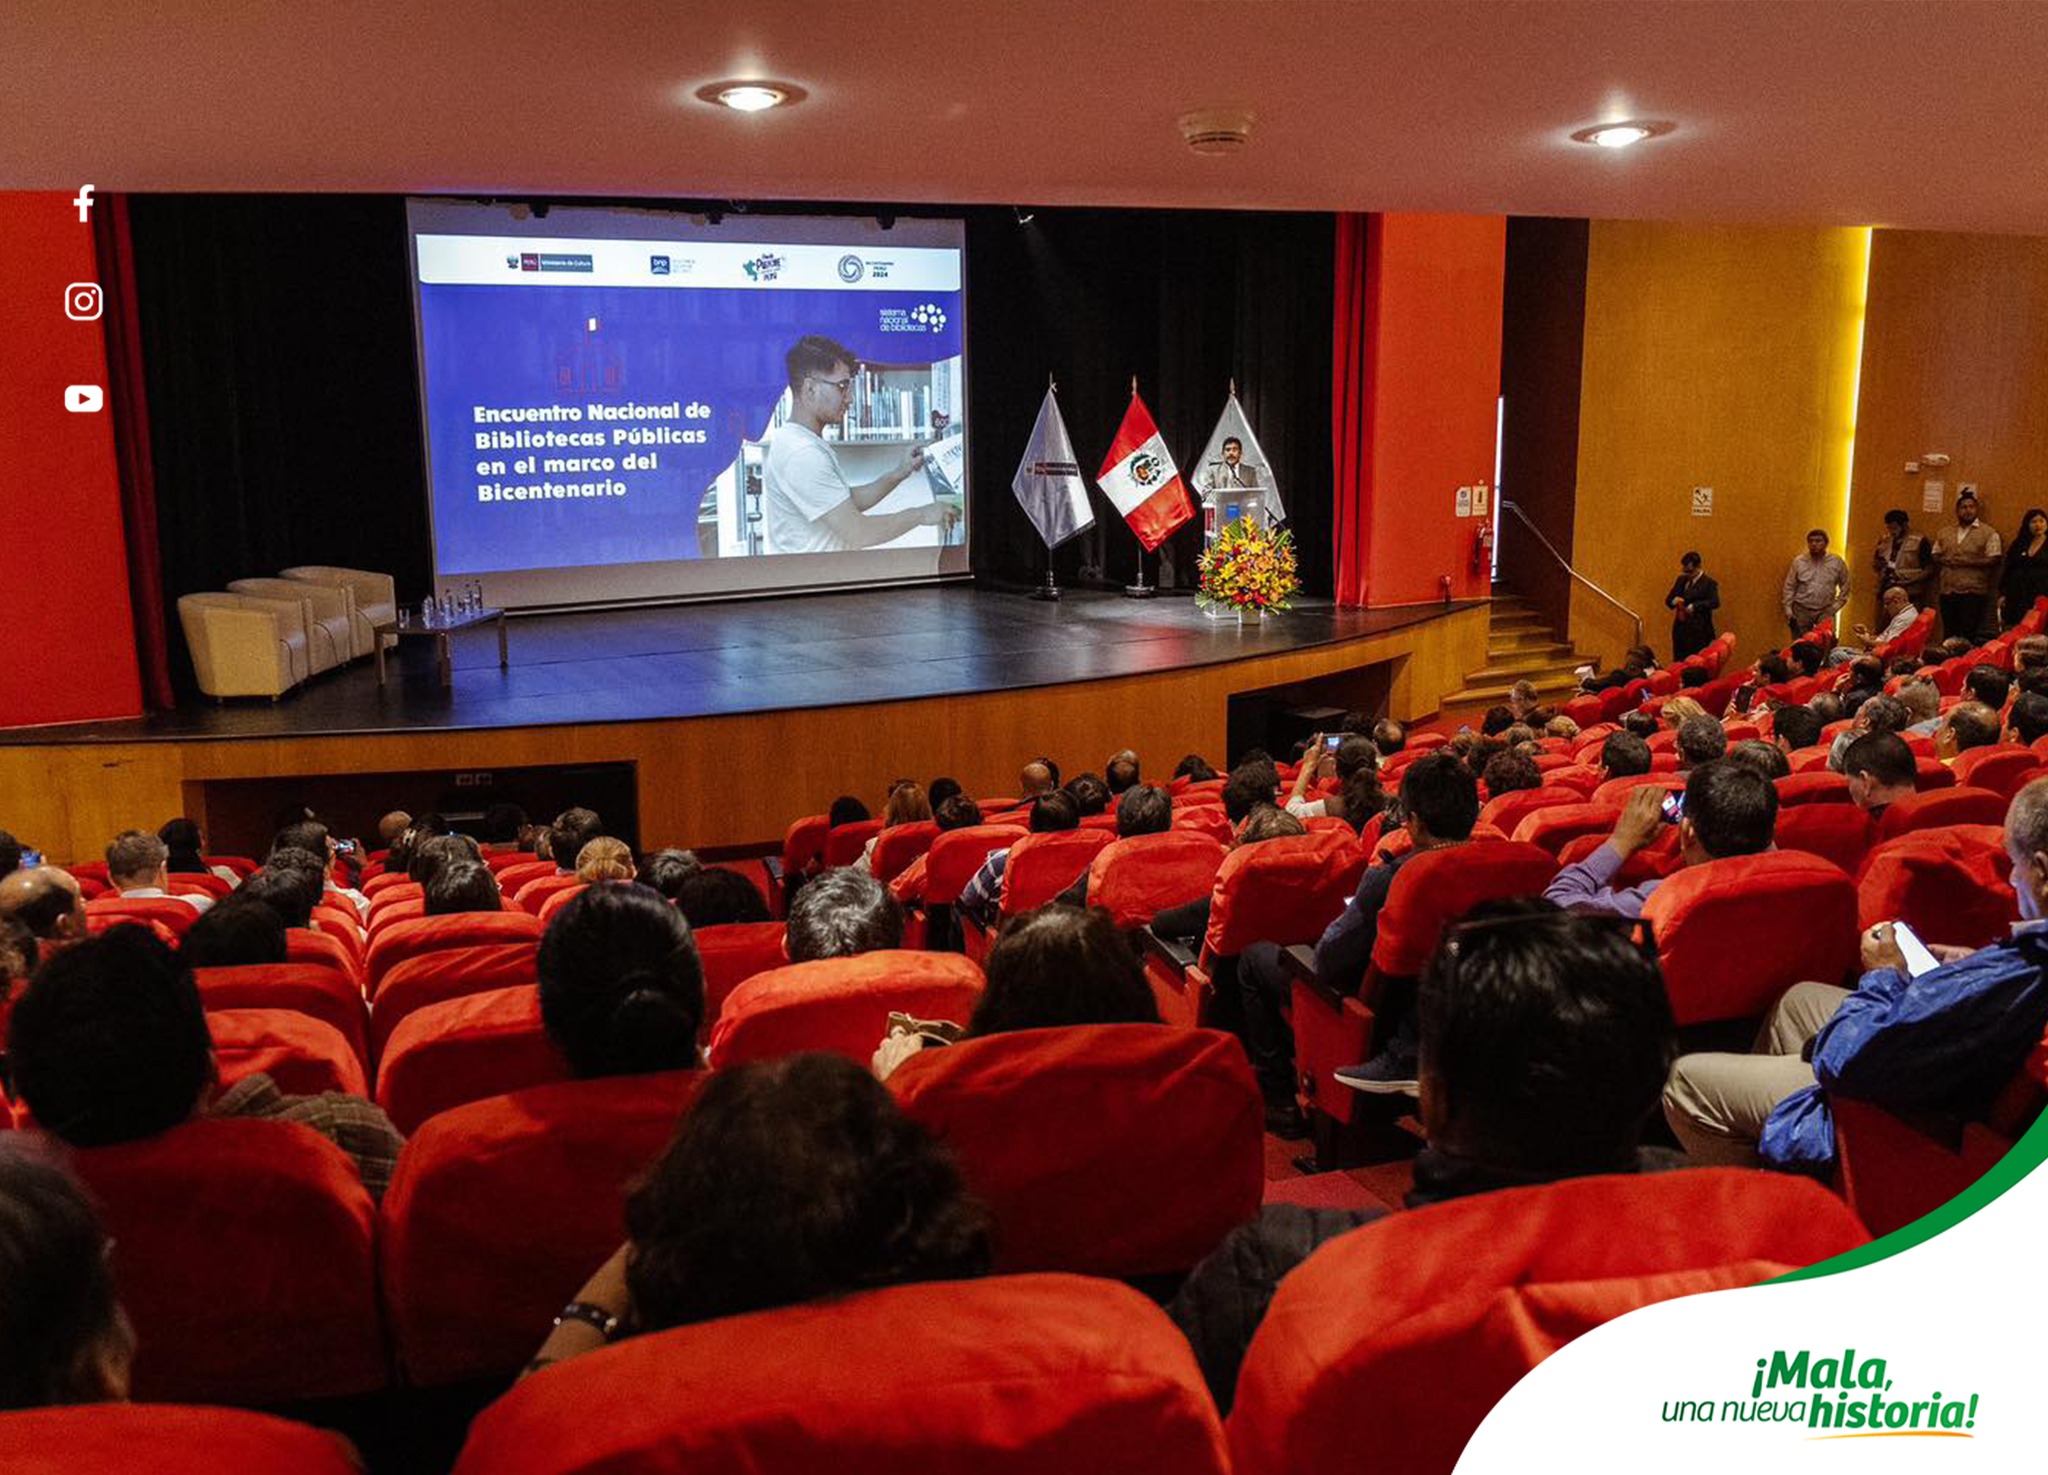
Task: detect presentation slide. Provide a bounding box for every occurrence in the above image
[406,200,969,609]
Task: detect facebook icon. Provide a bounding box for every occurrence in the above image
[73,184,95,222]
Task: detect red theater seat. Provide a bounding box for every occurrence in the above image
[203,854,258,879]
[1539,763,1602,795]
[1874,784,2007,842]
[1084,831,1228,930]
[485,850,539,873]
[1512,801,1621,857]
[1477,786,1579,836]
[84,894,197,938]
[1773,803,1876,876]
[371,935,542,1062]
[167,872,233,901]
[1832,1097,2029,1239]
[1640,851,1858,1025]
[69,1117,383,1405]
[494,859,555,896]
[1556,829,1679,887]
[0,1405,362,1475]
[1775,769,1852,807]
[871,820,940,883]
[1227,1171,1869,1475]
[513,872,581,917]
[535,881,589,924]
[193,962,369,1071]
[368,879,425,918]
[780,813,830,881]
[451,1275,1229,1475]
[1855,825,2016,949]
[286,926,361,988]
[382,1070,704,1386]
[694,921,790,1020]
[366,910,542,997]
[1560,693,1604,727]
[1173,806,1237,844]
[823,818,886,869]
[364,869,413,898]
[1591,772,1685,807]
[891,1025,1262,1277]
[376,986,571,1134]
[208,1007,368,1099]
[1952,745,2040,797]
[924,825,1027,906]
[1914,755,1959,791]
[999,829,1116,913]
[707,951,986,1069]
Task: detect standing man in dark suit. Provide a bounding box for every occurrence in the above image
[1666,551,1720,661]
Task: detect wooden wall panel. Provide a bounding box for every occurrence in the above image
[1571,222,1870,668]
[0,608,1487,863]
[1848,229,2048,623]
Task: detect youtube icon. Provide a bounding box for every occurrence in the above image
[64,384,103,412]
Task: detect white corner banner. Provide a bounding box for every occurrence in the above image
[1456,1137,2048,1471]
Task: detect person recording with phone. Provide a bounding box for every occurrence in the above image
[1543,760,1777,919]
[1664,776,2048,1172]
[762,335,959,554]
[1283,733,1386,824]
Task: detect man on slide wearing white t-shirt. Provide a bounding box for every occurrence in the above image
[762,335,961,554]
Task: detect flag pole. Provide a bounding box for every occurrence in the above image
[1123,373,1157,599]
[1030,372,1063,601]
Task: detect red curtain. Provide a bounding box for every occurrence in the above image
[1331,215,1376,607]
[95,194,176,709]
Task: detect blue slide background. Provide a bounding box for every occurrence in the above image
[419,283,964,574]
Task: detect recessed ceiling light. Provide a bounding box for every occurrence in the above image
[1571,120,1675,149]
[695,80,807,113]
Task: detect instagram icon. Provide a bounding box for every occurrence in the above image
[65,281,103,320]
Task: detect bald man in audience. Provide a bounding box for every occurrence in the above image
[377,811,412,847]
[1018,760,1056,798]
[0,866,87,946]
[1936,701,2003,764]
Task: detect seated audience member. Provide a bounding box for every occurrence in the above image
[176,897,288,969]
[1937,636,1975,662]
[536,884,704,1080]
[1016,760,1056,799]
[377,810,413,849]
[525,1054,991,1373]
[546,809,607,875]
[1678,665,1710,690]
[926,777,964,810]
[106,831,212,915]
[1726,739,1791,781]
[957,790,1080,929]
[1665,778,2048,1170]
[1173,753,1220,784]
[1370,718,1406,758]
[1479,705,1515,738]
[669,866,772,930]
[1104,751,1142,796]
[236,852,324,931]
[874,905,1161,1079]
[272,819,370,919]
[1545,714,1581,742]
[887,795,987,906]
[1599,730,1653,781]
[1063,773,1111,820]
[1886,656,1924,679]
[1621,709,1660,739]
[0,867,87,949]
[1544,759,1776,918]
[1827,694,1908,772]
[1499,723,1539,751]
[157,818,237,886]
[0,1144,135,1410]
[9,930,403,1196]
[1732,652,1792,714]
[1674,714,1727,772]
[385,814,442,878]
[1507,678,1548,725]
[786,867,904,963]
[639,848,702,903]
[1769,703,1825,754]
[476,802,528,851]
[2017,634,2048,672]
[1659,696,1706,732]
[0,830,24,875]
[408,831,484,886]
[859,782,933,868]
[424,858,504,917]
[1053,785,1173,907]
[1480,750,1541,799]
[1223,756,1281,821]
[2007,692,2048,747]
[1839,732,1917,820]
[1937,701,2004,763]
[1167,899,1679,1409]
[1846,586,1920,656]
[0,917,36,987]
[1149,804,1308,948]
[1897,679,1942,736]
[2021,667,2048,703]
[1580,645,1656,694]
[575,837,636,884]
[1285,735,1381,821]
[1965,665,2013,712]
[1787,641,1824,679]
[1836,655,1887,715]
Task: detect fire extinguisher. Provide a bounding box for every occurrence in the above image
[1471,520,1494,573]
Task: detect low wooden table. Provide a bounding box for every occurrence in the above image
[373,608,508,688]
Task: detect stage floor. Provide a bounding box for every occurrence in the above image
[6,587,1479,745]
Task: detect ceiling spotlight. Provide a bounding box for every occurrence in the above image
[695,80,807,113]
[1570,120,1675,149]
[1013,207,1036,226]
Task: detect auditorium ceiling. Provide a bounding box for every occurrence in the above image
[8,0,2048,233]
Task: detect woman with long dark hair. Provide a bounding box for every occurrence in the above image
[1999,506,2048,628]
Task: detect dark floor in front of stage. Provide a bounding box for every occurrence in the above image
[6,588,1478,745]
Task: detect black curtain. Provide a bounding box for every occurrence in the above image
[127,197,1335,696]
[128,195,432,694]
[964,208,1334,595]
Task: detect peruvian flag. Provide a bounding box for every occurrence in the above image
[1096,391,1195,552]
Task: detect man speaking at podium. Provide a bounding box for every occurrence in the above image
[1205,437,1263,493]
[763,335,959,554]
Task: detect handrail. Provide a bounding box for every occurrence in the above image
[1499,499,1644,647]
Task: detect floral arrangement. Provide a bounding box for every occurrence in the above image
[1197,519,1300,614]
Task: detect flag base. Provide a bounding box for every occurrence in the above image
[1029,582,1062,602]
[1122,581,1157,600]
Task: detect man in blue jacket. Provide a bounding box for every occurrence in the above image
[1663,777,2048,1169]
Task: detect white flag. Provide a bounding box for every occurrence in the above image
[1010,386,1096,549]
[1192,390,1284,521]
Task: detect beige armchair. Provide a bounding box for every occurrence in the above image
[281,566,397,661]
[227,577,354,675]
[177,592,309,699]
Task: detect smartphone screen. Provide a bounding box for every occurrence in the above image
[1660,790,1685,823]
[1323,735,1341,753]
[1890,921,1941,977]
